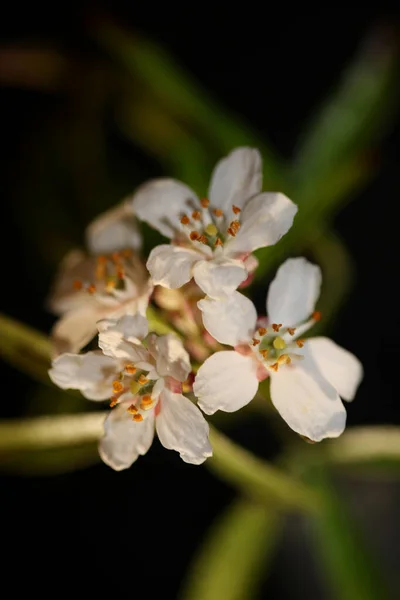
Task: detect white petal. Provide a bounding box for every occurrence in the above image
[267,257,322,327]
[85,200,142,254]
[97,314,149,361]
[193,351,259,414]
[46,250,96,315]
[198,292,257,346]
[208,147,262,214]
[269,351,346,442]
[307,337,363,402]
[192,256,247,298]
[225,192,297,256]
[156,389,212,465]
[50,308,99,356]
[131,178,199,238]
[151,334,191,382]
[98,313,148,341]
[48,351,118,400]
[147,244,201,289]
[99,405,155,470]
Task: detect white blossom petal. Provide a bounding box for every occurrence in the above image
[225,192,297,256]
[85,200,142,254]
[97,315,149,362]
[147,244,202,289]
[151,334,191,382]
[269,351,346,442]
[46,250,96,315]
[99,405,155,470]
[48,351,118,400]
[267,257,322,327]
[198,292,257,346]
[156,389,212,464]
[192,257,247,298]
[208,147,262,215]
[50,308,99,356]
[131,179,199,238]
[307,337,363,402]
[193,351,259,414]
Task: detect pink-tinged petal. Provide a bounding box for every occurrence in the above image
[198,292,257,346]
[192,257,247,298]
[99,405,155,470]
[131,178,199,238]
[48,351,118,400]
[155,389,212,465]
[193,351,259,414]
[267,257,322,327]
[307,337,363,402]
[208,147,262,215]
[269,350,346,442]
[151,334,191,382]
[85,200,142,254]
[225,192,297,256]
[147,244,202,289]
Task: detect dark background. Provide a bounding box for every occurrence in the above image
[1,5,399,598]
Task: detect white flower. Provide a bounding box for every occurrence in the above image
[193,258,363,442]
[49,314,212,469]
[47,201,152,356]
[131,147,297,298]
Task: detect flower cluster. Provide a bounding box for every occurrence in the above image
[48,147,363,469]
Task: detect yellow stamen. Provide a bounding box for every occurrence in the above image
[273,336,286,350]
[205,223,218,236]
[112,380,124,393]
[278,354,291,365]
[130,380,141,394]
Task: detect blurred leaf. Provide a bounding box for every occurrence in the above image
[0,444,100,476]
[27,384,87,416]
[0,47,68,90]
[293,28,398,187]
[95,23,283,187]
[180,498,281,600]
[255,155,373,280]
[0,313,51,384]
[208,425,319,512]
[310,229,354,334]
[310,467,391,600]
[0,412,106,453]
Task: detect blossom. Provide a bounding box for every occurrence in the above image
[47,201,152,356]
[193,258,363,442]
[131,147,297,298]
[49,314,212,469]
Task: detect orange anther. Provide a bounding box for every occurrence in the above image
[198,235,208,244]
[214,237,223,247]
[296,339,305,348]
[252,338,260,346]
[272,323,282,332]
[125,364,137,375]
[212,208,223,217]
[191,210,201,221]
[287,327,296,336]
[112,380,124,393]
[232,205,241,214]
[190,231,200,241]
[73,279,83,290]
[109,396,119,408]
[133,413,144,422]
[180,215,190,225]
[260,349,269,359]
[269,363,279,372]
[312,311,322,321]
[87,283,96,294]
[258,327,267,336]
[200,198,210,208]
[138,374,149,385]
[127,404,138,414]
[140,395,153,405]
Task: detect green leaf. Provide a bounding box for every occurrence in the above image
[293,29,398,192]
[0,313,51,384]
[94,24,283,187]
[208,425,319,512]
[180,498,281,600]
[309,467,391,600]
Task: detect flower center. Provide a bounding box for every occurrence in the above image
[249,312,322,373]
[72,249,134,297]
[109,361,159,422]
[178,199,242,250]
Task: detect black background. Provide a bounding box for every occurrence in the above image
[1,5,399,598]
